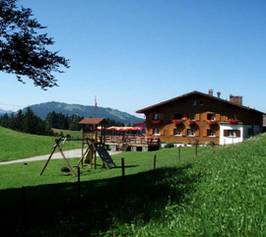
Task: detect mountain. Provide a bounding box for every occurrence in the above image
[0,108,12,115]
[24,102,143,124]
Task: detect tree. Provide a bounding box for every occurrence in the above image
[13,109,24,130]
[0,0,69,89]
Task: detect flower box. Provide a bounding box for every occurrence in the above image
[189,120,197,126]
[229,119,239,125]
[173,119,183,126]
[152,120,161,124]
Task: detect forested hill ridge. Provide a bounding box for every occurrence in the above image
[23,102,143,124]
[0,108,12,115]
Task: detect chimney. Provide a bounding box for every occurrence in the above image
[208,89,214,96]
[229,95,243,106]
[217,91,221,98]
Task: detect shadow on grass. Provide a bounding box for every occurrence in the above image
[113,164,139,168]
[0,163,200,236]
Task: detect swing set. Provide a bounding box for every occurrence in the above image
[40,118,116,176]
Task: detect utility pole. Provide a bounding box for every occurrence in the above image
[94,96,97,118]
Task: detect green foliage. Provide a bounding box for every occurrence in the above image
[52,128,81,139]
[0,108,53,135]
[0,0,69,89]
[164,142,174,148]
[46,111,82,130]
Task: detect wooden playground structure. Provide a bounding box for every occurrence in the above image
[40,117,160,176]
[40,118,116,176]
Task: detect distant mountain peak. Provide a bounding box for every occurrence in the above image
[23,101,143,124]
[0,108,13,115]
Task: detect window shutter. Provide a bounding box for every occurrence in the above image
[236,130,241,137]
[224,130,229,137]
[204,112,208,121]
[196,113,200,121]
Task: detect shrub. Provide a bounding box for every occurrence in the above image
[164,142,174,148]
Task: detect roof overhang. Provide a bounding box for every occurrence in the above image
[79,117,104,125]
[136,90,264,115]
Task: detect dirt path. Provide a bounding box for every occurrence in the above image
[0,149,121,166]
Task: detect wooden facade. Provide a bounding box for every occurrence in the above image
[137,91,263,145]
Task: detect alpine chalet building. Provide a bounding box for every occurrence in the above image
[136,90,263,145]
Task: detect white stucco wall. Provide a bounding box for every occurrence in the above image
[220,124,262,145]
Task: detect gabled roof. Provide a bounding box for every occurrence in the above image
[79,118,104,125]
[136,90,263,114]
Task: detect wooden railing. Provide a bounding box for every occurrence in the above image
[104,135,147,145]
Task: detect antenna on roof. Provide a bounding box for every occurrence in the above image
[94,96,97,118]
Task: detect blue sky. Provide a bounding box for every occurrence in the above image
[1,0,266,117]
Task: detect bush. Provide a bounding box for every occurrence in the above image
[164,142,174,148]
[205,141,215,147]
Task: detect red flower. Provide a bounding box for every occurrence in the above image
[229,119,239,125]
[173,119,183,126]
[189,120,197,126]
[152,120,161,124]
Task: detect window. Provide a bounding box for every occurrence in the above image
[207,113,216,121]
[152,128,160,135]
[224,129,241,138]
[152,113,160,120]
[187,129,195,137]
[174,113,183,119]
[173,128,182,136]
[229,114,238,120]
[207,129,216,137]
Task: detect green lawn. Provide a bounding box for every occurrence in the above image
[52,128,81,138]
[0,147,197,189]
[0,126,81,161]
[1,133,266,236]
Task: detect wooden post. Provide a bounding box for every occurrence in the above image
[58,146,76,176]
[94,150,97,170]
[153,154,157,169]
[121,158,125,178]
[77,166,81,199]
[81,139,84,167]
[40,143,58,176]
[178,146,181,162]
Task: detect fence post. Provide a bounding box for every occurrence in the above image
[121,158,125,178]
[77,166,81,199]
[178,146,181,162]
[195,142,198,157]
[153,154,157,169]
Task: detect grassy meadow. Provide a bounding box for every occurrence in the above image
[0,132,266,236]
[0,126,80,161]
[52,128,81,138]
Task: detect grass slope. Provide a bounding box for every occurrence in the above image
[52,128,81,138]
[0,133,266,236]
[0,126,80,161]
